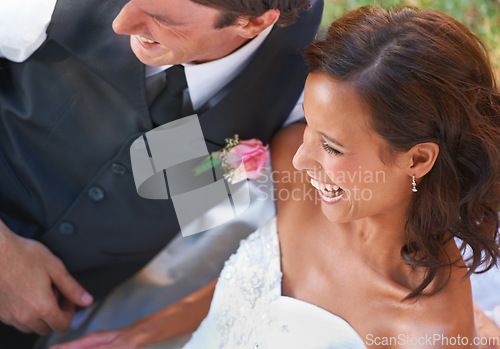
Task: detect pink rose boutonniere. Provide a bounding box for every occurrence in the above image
[194,135,269,184]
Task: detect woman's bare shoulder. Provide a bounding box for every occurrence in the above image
[381,271,475,349]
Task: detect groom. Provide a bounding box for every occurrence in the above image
[0,0,323,347]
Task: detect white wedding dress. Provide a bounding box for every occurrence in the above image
[182,218,366,349]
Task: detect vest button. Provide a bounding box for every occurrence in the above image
[59,222,75,235]
[88,186,105,202]
[111,163,127,176]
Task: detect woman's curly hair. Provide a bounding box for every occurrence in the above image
[305,6,500,298]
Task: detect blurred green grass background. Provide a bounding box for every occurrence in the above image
[321,0,500,81]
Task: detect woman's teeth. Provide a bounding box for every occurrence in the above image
[136,35,158,44]
[310,178,343,198]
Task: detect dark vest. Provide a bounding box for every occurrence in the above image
[0,0,323,298]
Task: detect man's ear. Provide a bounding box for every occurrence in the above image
[236,9,280,39]
[402,142,440,179]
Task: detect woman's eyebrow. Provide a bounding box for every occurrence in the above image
[321,132,344,148]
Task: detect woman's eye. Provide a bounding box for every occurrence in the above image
[322,141,342,155]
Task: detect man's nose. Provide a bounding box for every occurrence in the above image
[112,2,144,35]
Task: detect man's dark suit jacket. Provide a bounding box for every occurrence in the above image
[0,0,322,300]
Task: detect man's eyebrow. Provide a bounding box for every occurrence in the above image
[145,11,182,26]
[321,132,344,148]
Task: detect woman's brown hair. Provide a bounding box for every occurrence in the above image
[306,6,500,298]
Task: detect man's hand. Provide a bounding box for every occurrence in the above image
[0,219,93,334]
[51,279,217,349]
[50,328,139,349]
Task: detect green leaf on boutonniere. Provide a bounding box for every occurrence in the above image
[193,151,223,176]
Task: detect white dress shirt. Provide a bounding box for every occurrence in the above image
[145,24,304,124]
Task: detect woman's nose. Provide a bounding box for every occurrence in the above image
[292,126,317,172]
[292,142,309,171]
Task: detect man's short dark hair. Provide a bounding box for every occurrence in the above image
[191,0,311,28]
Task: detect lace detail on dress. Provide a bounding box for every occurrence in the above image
[211,219,282,348]
[184,219,282,349]
[183,218,367,349]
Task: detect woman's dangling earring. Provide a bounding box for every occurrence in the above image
[412,175,418,193]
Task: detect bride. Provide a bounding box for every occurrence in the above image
[53,5,500,349]
[183,5,500,348]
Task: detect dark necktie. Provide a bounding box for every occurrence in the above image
[150,65,189,127]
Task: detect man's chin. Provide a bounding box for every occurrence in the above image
[133,54,165,67]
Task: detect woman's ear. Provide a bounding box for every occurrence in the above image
[235,9,280,39]
[404,142,440,178]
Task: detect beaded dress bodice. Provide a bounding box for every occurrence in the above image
[182,218,366,349]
